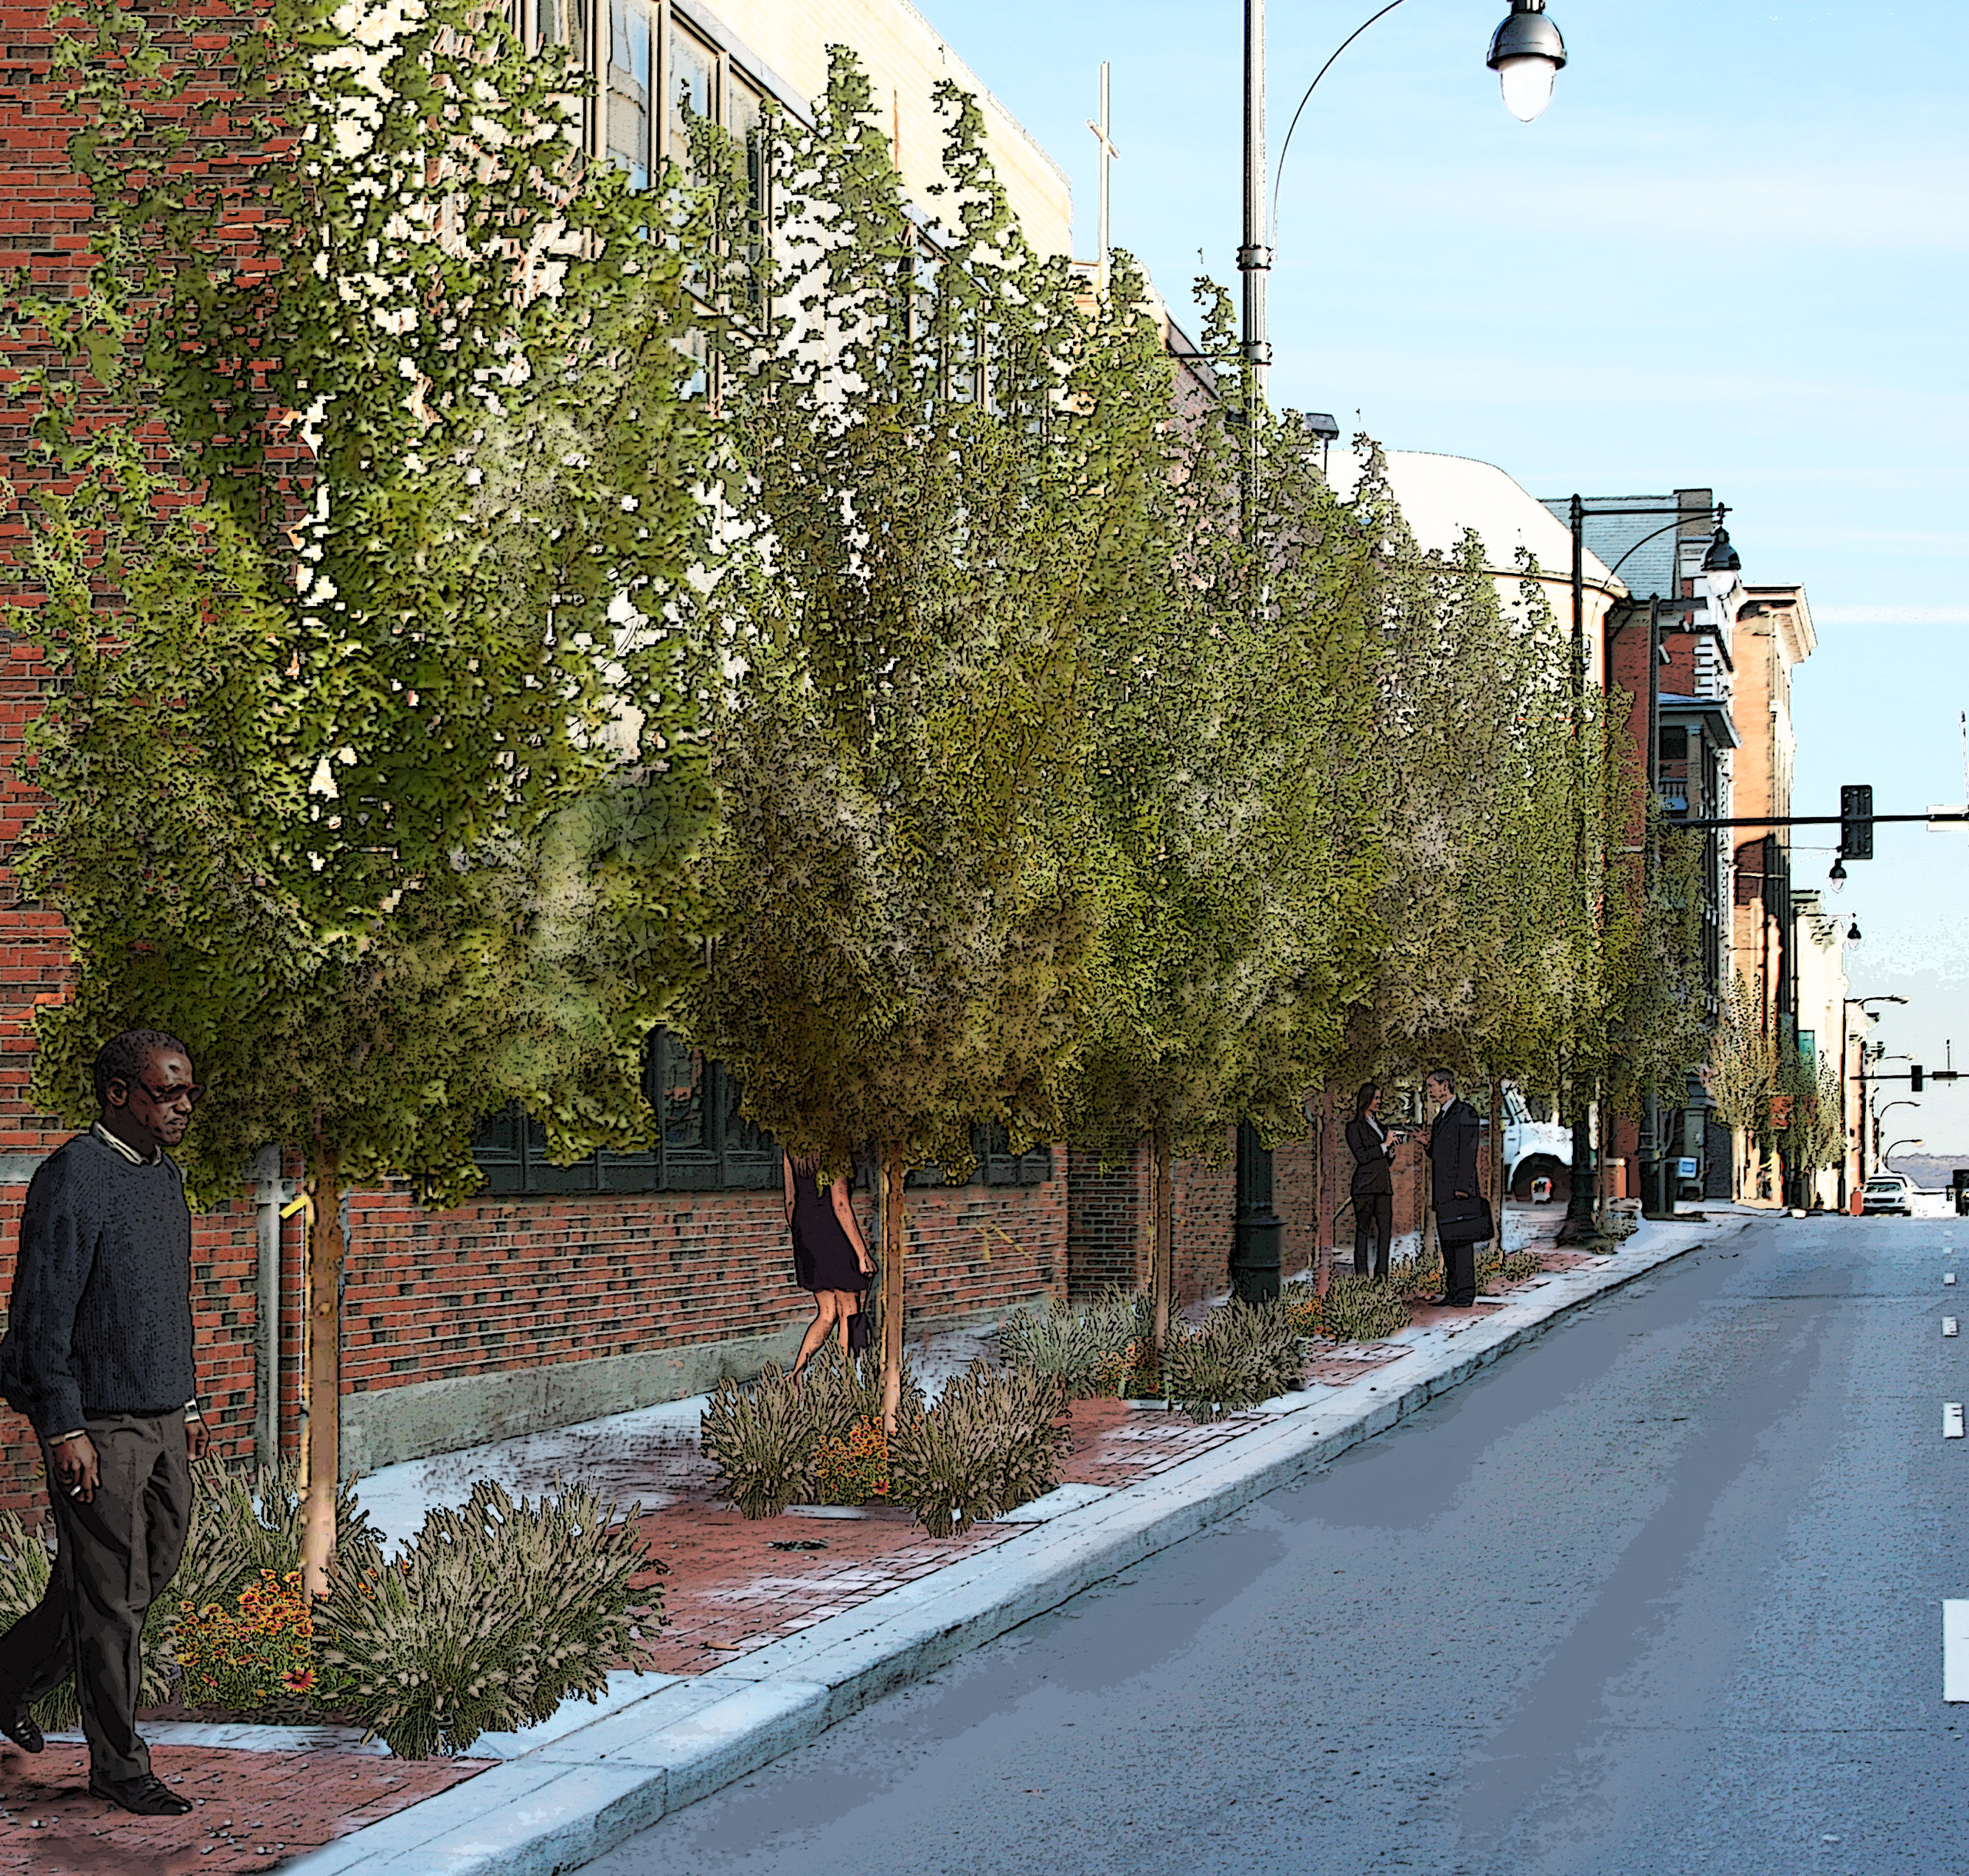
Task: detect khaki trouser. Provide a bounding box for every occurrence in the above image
[0,1412,192,1782]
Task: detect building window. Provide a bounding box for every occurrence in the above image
[473,1028,780,1195]
[902,1125,1053,1190]
[606,0,655,188]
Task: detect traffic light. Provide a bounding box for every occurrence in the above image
[1913,1065,1925,1092]
[1840,784,1874,860]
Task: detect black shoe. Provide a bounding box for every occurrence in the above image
[89,1771,194,1816]
[0,1695,42,1754]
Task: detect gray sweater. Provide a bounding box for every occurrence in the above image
[0,1130,196,1438]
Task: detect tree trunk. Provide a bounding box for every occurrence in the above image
[879,1143,906,1438]
[1314,1089,1337,1298]
[300,1148,344,1600]
[1149,1124,1173,1382]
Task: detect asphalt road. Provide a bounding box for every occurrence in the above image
[591,1216,1969,1876]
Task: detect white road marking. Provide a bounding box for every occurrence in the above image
[1947,1318,1961,1338]
[1947,1404,1965,1439]
[1948,1604,1969,1701]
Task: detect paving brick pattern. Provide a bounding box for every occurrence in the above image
[0,1740,487,1875]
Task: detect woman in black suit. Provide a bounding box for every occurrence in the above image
[1345,1082,1398,1278]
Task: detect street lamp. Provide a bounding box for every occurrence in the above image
[1487,0,1569,122]
[1252,0,1571,396]
[1884,1138,1924,1169]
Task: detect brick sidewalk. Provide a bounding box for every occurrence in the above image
[0,1243,1586,1870]
[0,1740,485,1875]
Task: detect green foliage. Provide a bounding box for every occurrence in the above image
[798,1345,923,1440]
[1706,971,1779,1154]
[3,0,712,1206]
[1778,1043,1844,1178]
[318,1480,658,1758]
[887,1362,1068,1539]
[0,1464,381,1730]
[1162,1301,1305,1421]
[681,55,1101,1183]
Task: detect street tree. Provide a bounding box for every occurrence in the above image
[3,0,711,1588]
[681,55,1102,1432]
[1068,301,1391,1343]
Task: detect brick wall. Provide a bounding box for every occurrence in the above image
[1064,1145,1148,1299]
[1171,1138,1234,1305]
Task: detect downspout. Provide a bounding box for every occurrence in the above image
[252,1145,291,1474]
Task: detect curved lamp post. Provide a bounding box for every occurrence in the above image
[1246,0,1569,395]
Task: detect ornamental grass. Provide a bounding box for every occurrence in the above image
[1162,1299,1304,1422]
[317,1478,658,1759]
[887,1361,1068,1539]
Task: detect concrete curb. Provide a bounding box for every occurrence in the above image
[285,1211,1757,1876]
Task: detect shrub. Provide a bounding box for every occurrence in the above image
[998,1294,1140,1398]
[1281,1285,1324,1340]
[1163,1300,1304,1422]
[1319,1274,1414,1342]
[1390,1244,1444,1298]
[175,1570,319,1709]
[888,1362,1068,1539]
[799,1344,921,1444]
[0,1460,380,1731]
[318,1479,658,1758]
[701,1363,815,1518]
[813,1418,889,1504]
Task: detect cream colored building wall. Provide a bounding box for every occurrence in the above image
[1357,451,1628,671]
[678,0,1072,255]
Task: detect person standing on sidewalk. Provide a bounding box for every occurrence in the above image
[1345,1084,1398,1279]
[783,1151,876,1378]
[0,1029,210,1817]
[1424,1069,1485,1308]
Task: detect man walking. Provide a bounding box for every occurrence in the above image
[0,1028,209,1816]
[1424,1068,1485,1310]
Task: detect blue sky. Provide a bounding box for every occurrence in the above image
[927,0,1969,1148]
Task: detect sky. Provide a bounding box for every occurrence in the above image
[924,0,1969,1148]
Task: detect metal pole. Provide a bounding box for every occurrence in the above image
[1240,0,1270,398]
[1560,498,1601,1245]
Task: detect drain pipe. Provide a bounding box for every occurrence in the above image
[252,1145,294,1473]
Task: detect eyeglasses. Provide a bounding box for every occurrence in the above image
[133,1079,204,1109]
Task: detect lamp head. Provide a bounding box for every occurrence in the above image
[1828,858,1847,884]
[1488,1,1567,122]
[1701,525,1741,575]
[1848,918,1864,943]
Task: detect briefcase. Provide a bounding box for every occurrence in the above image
[1437,1197,1494,1247]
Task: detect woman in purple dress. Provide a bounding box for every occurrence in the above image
[783,1151,876,1378]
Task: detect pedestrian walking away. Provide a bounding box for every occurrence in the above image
[1423,1068,1487,1308]
[1345,1081,1398,1279]
[0,1028,211,1817]
[783,1151,876,1379]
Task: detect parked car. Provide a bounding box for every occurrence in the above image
[1861,1175,1914,1217]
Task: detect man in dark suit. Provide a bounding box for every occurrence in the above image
[0,1029,210,1817]
[1424,1068,1485,1308]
